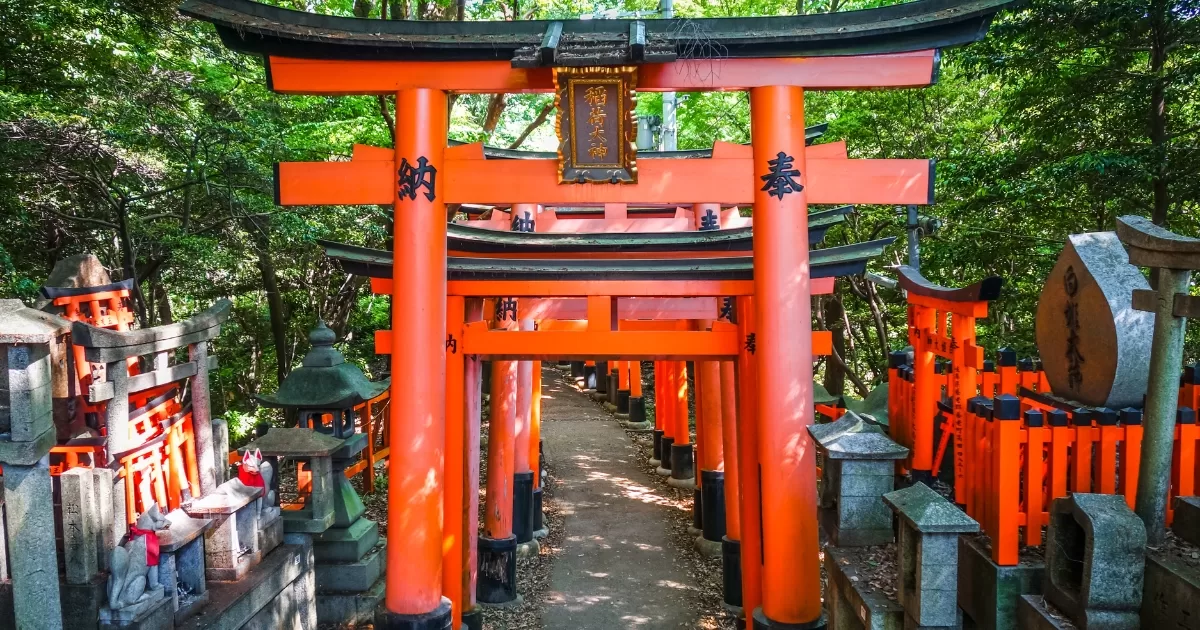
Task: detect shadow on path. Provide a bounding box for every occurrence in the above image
[540,367,701,629]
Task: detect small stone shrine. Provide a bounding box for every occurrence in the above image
[810,411,909,546]
[883,482,979,630]
[1035,232,1153,408]
[1036,494,1146,629]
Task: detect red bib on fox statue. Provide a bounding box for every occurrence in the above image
[238,448,267,489]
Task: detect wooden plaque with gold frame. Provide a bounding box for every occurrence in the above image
[553,66,638,185]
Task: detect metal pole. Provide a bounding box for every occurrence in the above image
[660,0,677,152]
[907,204,920,271]
[1135,266,1192,544]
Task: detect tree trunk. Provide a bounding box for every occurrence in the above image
[390,0,407,19]
[354,0,373,18]
[244,217,289,385]
[114,200,149,326]
[1149,0,1170,226]
[823,295,846,396]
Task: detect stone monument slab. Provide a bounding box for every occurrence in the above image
[1035,232,1153,408]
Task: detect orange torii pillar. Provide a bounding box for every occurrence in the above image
[445,297,467,630]
[651,361,668,467]
[695,355,727,557]
[461,301,486,630]
[530,359,548,539]
[668,361,695,490]
[735,297,763,622]
[512,317,537,551]
[656,360,678,475]
[719,358,744,613]
[750,86,824,629]
[479,357,520,605]
[382,88,452,628]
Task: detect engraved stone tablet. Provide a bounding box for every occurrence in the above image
[1035,232,1152,407]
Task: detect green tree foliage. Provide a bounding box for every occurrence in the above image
[1,0,1197,415]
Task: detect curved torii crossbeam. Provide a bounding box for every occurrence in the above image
[892,265,1002,505]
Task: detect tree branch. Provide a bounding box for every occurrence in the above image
[508,102,554,149]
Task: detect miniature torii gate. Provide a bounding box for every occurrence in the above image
[184,1,1017,627]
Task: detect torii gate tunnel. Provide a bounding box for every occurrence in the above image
[183,0,1017,627]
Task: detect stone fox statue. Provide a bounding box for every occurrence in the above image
[107,506,169,611]
[237,448,276,508]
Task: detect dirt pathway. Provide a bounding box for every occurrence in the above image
[539,366,703,629]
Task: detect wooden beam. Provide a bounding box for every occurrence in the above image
[467,325,740,359]
[267,51,939,94]
[278,156,933,207]
[370,277,831,297]
[375,326,829,358]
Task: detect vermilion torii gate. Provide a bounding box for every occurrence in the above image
[183,1,1016,627]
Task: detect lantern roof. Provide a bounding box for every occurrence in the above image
[256,322,388,410]
[180,0,1020,67]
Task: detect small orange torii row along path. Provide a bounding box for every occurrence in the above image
[182,0,1019,625]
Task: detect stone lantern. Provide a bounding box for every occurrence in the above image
[254,322,388,626]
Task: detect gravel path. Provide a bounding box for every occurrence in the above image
[540,366,707,629]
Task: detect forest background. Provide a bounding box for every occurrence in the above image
[2,0,1198,437]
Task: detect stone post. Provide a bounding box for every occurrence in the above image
[190,341,219,496]
[1115,215,1200,542]
[60,468,99,585]
[883,482,979,629]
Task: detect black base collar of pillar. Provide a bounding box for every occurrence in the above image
[477,535,519,604]
[630,397,646,424]
[661,436,675,470]
[376,597,453,630]
[595,362,609,393]
[570,361,584,378]
[701,470,727,542]
[532,486,544,532]
[652,429,664,460]
[607,374,619,403]
[617,390,631,413]
[722,536,743,608]
[513,471,535,543]
[694,487,704,530]
[752,608,827,630]
[671,443,695,480]
[462,607,483,630]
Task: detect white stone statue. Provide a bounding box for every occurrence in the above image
[237,448,276,508]
[106,506,168,613]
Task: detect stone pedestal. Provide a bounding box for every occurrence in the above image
[1044,494,1145,629]
[311,517,386,626]
[957,536,1044,630]
[1173,496,1200,547]
[813,412,909,547]
[184,480,263,582]
[99,592,173,630]
[826,548,904,630]
[883,482,978,629]
[156,509,212,623]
